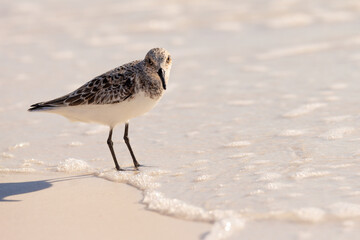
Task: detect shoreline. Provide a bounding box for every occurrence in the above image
[0,172,210,240]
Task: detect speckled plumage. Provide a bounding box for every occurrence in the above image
[30,48,172,109]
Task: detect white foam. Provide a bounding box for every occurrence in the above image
[8,142,30,151]
[228,153,254,159]
[266,182,286,190]
[97,170,160,190]
[56,158,91,173]
[205,217,245,240]
[249,189,265,195]
[192,159,209,165]
[329,164,353,169]
[283,103,326,118]
[224,141,251,148]
[292,169,330,180]
[279,129,304,136]
[293,207,325,223]
[23,158,44,165]
[257,173,282,181]
[97,169,243,239]
[143,189,239,223]
[194,175,212,182]
[320,127,354,140]
[68,141,84,147]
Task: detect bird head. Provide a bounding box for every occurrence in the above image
[144,48,172,90]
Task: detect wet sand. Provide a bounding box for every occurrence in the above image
[0,173,210,240]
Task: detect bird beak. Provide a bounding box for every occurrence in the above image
[157,68,166,90]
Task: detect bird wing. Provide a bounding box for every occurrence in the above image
[29,61,139,110]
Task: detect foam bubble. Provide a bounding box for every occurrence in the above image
[279,129,304,136]
[266,182,285,190]
[320,127,354,140]
[56,158,91,173]
[292,169,330,180]
[224,141,251,148]
[257,173,281,181]
[249,189,265,195]
[192,159,209,165]
[194,175,212,182]
[143,190,237,222]
[97,170,160,190]
[23,158,44,165]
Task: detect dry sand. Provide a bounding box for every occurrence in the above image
[0,173,210,240]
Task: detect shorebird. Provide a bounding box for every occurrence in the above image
[29,48,172,171]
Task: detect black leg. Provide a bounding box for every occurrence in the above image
[123,122,140,168]
[107,128,122,171]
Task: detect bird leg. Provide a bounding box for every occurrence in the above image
[123,122,140,169]
[107,128,122,171]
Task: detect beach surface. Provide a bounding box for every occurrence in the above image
[0,173,210,240]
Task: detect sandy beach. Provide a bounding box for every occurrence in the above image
[0,173,210,240]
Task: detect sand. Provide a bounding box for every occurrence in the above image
[0,173,210,240]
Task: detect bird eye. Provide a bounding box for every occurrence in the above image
[166,56,171,63]
[147,58,153,66]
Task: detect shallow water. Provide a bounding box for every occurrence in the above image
[1,0,360,239]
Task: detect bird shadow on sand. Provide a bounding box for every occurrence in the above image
[0,174,93,202]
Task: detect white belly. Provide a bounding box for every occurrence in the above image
[50,92,162,127]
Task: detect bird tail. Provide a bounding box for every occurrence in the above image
[28,102,57,112]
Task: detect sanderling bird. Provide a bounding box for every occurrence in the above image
[29,48,172,171]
